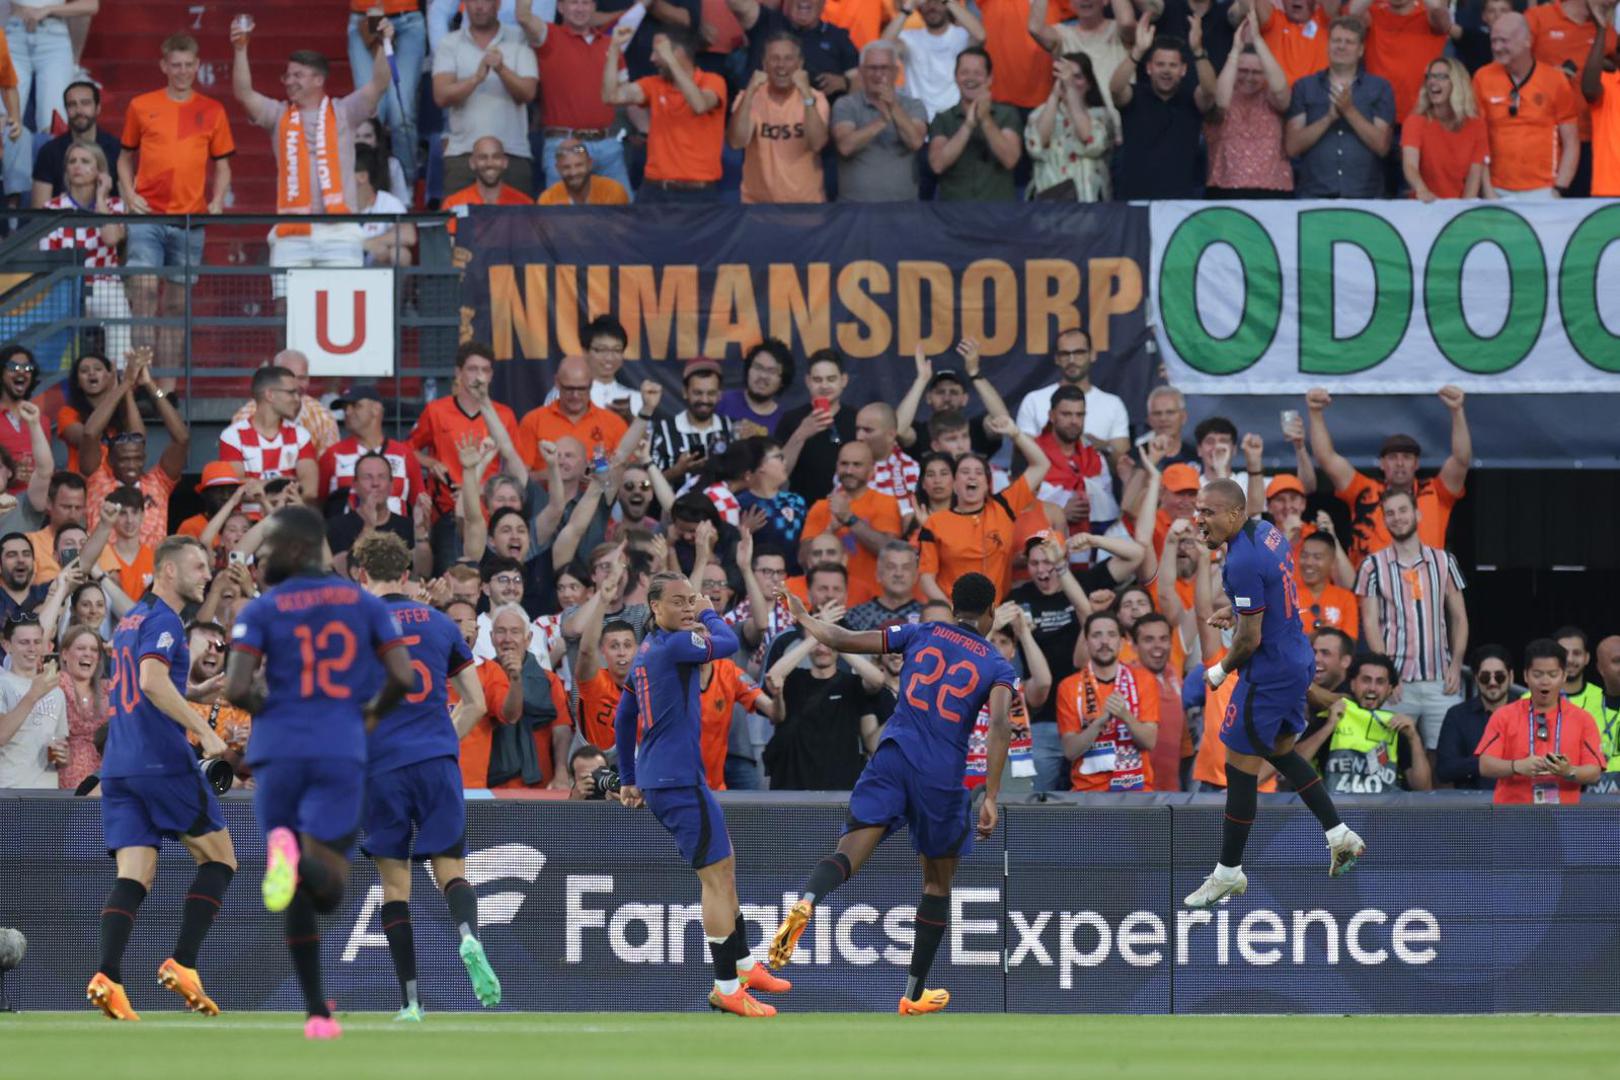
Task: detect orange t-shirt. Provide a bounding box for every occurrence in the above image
[1594,70,1620,196]
[1295,578,1359,640]
[578,668,627,750]
[350,0,417,13]
[455,659,512,789]
[637,70,728,182]
[803,488,904,609]
[1336,471,1461,568]
[1400,113,1488,198]
[823,0,892,49]
[699,659,764,790]
[917,476,1036,602]
[1364,2,1449,120]
[408,395,520,514]
[1262,7,1330,87]
[120,88,236,214]
[1527,3,1616,142]
[735,87,830,204]
[0,28,17,89]
[1475,699,1605,805]
[1190,650,1281,791]
[442,182,534,236]
[980,0,1063,109]
[1473,61,1579,192]
[515,401,629,472]
[107,542,155,600]
[1055,666,1161,791]
[537,175,631,206]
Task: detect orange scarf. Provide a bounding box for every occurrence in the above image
[276,97,349,237]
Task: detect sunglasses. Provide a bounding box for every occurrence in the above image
[5,361,36,373]
[1536,723,1548,742]
[622,480,652,491]
[1478,671,1508,684]
[1508,88,1519,118]
[3,611,40,633]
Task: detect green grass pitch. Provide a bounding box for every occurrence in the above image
[0,1012,1613,1080]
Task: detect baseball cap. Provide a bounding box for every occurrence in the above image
[332,384,384,411]
[926,370,967,393]
[1380,433,1421,457]
[196,461,242,493]
[682,356,721,381]
[1162,463,1201,493]
[1023,529,1062,555]
[1265,474,1306,500]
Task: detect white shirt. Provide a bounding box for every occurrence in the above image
[0,674,66,790]
[431,23,538,158]
[543,378,644,417]
[1015,383,1131,447]
[474,611,553,669]
[897,25,972,120]
[362,190,408,239]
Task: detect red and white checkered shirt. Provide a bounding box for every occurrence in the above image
[39,194,126,280]
[219,419,316,482]
[870,447,919,520]
[317,435,425,517]
[703,482,742,526]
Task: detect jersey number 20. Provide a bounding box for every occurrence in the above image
[295,622,357,699]
[903,646,981,724]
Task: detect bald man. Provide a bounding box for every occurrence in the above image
[855,401,921,522]
[443,136,535,211]
[516,355,644,473]
[803,439,903,605]
[537,138,630,207]
[1590,635,1620,769]
[1474,11,1580,197]
[230,349,340,453]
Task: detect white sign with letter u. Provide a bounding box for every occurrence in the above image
[285,267,395,376]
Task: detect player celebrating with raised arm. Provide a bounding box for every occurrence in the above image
[225,507,415,1039]
[352,533,500,1021]
[89,536,238,1021]
[613,572,791,1018]
[1184,479,1365,909]
[771,573,1017,1015]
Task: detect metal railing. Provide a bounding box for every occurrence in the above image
[0,209,461,429]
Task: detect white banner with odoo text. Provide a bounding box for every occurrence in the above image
[1149,200,1620,394]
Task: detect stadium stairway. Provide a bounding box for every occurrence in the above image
[82,0,361,409]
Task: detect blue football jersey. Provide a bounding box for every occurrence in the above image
[232,573,405,766]
[101,595,193,779]
[367,596,474,776]
[878,621,1019,784]
[614,610,739,790]
[1221,519,1315,685]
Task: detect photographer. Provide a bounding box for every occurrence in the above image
[567,744,618,801]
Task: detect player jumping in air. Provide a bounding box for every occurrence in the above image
[352,534,501,1020]
[225,507,414,1039]
[89,536,237,1020]
[770,573,1017,1015]
[613,572,792,1018]
[1184,479,1366,908]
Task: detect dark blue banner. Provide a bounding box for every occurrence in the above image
[457,204,1155,427]
[3,795,1617,1013]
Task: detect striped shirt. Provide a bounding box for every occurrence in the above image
[1353,543,1465,683]
[870,446,920,521]
[219,419,316,483]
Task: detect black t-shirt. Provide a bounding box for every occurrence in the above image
[1157,0,1236,71]
[766,668,872,790]
[1008,581,1081,725]
[326,508,413,556]
[746,10,858,87]
[777,402,859,500]
[595,0,701,81]
[33,131,123,197]
[1117,69,1205,200]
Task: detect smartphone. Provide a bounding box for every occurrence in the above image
[228,551,248,566]
[812,396,831,413]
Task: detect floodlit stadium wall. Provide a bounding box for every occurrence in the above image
[3,793,1617,1014]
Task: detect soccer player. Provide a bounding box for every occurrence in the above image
[224,507,414,1039]
[351,534,500,1020]
[612,572,791,1017]
[770,573,1017,1015]
[1184,479,1365,909]
[89,536,237,1021]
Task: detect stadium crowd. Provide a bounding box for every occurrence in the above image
[0,323,1612,804]
[0,0,1613,803]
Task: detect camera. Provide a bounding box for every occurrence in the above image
[590,764,621,799]
[198,756,234,796]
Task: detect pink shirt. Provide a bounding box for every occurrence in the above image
[1206,90,1293,192]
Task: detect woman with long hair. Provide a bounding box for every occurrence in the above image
[906,452,957,540]
[1402,56,1488,201]
[55,623,108,792]
[39,142,131,366]
[1205,15,1294,199]
[57,352,122,474]
[734,436,807,570]
[355,116,412,206]
[1025,51,1115,201]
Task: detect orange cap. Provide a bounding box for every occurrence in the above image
[1161,463,1201,492]
[1265,474,1306,499]
[196,461,242,493]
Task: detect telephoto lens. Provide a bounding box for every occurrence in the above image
[590,764,621,799]
[199,756,234,796]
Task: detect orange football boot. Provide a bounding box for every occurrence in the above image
[897,988,950,1015]
[740,962,792,993]
[86,973,141,1021]
[158,958,220,1015]
[708,985,776,1017]
[768,900,813,969]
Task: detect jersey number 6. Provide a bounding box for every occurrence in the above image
[903,645,981,724]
